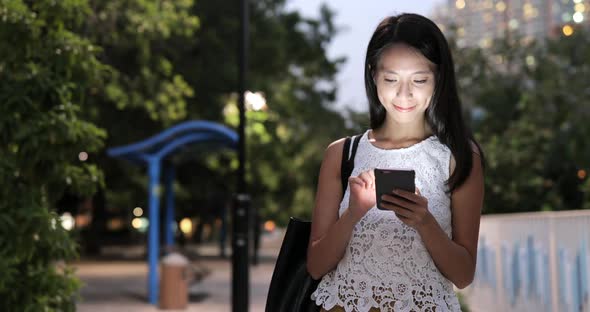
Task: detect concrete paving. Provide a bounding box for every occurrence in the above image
[75,230,284,312]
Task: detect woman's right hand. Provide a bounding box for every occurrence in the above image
[347,169,377,220]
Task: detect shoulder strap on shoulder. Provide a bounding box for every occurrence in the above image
[340,136,352,192]
[340,134,362,197]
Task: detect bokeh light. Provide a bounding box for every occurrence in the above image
[456,0,466,9]
[79,151,88,161]
[133,207,143,217]
[573,12,584,23]
[264,220,276,232]
[60,212,75,231]
[180,218,193,235]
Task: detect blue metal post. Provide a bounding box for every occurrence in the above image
[511,243,520,304]
[527,236,536,297]
[147,159,161,305]
[580,240,588,306]
[165,165,176,247]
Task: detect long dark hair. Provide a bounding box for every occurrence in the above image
[364,13,484,192]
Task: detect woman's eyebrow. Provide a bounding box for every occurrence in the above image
[381,69,433,75]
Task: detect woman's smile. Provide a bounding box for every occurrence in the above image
[393,104,416,113]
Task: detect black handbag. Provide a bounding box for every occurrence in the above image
[265,135,361,312]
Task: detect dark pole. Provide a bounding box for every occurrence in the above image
[233,0,249,311]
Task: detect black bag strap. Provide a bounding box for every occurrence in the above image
[340,134,362,195]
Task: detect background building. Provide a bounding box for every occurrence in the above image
[432,0,590,47]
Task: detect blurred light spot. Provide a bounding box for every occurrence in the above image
[79,151,88,161]
[457,27,466,37]
[575,3,585,13]
[75,214,91,228]
[509,19,519,29]
[180,218,192,235]
[60,212,75,231]
[496,1,506,12]
[522,4,538,19]
[479,38,492,48]
[456,0,466,9]
[133,207,143,217]
[245,91,267,111]
[132,217,142,229]
[223,102,238,118]
[131,217,149,232]
[264,220,276,232]
[563,25,574,36]
[108,218,125,231]
[578,169,587,180]
[526,55,536,66]
[573,12,584,23]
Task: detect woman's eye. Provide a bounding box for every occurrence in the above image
[414,79,427,84]
[384,79,396,83]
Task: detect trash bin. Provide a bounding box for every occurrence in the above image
[159,252,190,310]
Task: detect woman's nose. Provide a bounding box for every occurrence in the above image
[396,81,413,98]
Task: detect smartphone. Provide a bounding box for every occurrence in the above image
[374,168,415,210]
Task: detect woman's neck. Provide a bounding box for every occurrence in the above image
[372,118,431,143]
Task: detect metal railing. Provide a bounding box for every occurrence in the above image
[459,210,590,312]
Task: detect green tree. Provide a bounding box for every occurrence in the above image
[73,0,200,245]
[79,0,348,228]
[198,1,348,224]
[0,0,106,309]
[451,29,590,214]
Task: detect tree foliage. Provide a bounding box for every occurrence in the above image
[0,0,106,309]
[452,30,590,214]
[80,0,349,227]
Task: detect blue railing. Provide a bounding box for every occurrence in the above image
[460,210,590,312]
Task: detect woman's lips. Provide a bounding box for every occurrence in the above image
[393,104,416,112]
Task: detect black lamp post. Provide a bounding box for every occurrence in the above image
[232,0,250,311]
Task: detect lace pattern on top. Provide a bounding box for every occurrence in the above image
[311,130,462,312]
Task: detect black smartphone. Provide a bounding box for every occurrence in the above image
[374,168,415,210]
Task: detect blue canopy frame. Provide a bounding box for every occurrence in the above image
[107,120,238,305]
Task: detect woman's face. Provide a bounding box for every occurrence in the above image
[373,43,436,125]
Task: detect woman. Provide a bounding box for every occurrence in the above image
[307,13,485,312]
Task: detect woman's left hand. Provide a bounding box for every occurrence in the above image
[380,187,434,230]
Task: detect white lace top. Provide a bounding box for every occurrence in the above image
[311,130,462,312]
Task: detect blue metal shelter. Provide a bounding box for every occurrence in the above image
[107,120,238,305]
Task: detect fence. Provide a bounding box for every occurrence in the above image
[459,210,590,312]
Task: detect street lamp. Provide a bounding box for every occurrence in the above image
[233,0,250,311]
[245,91,267,111]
